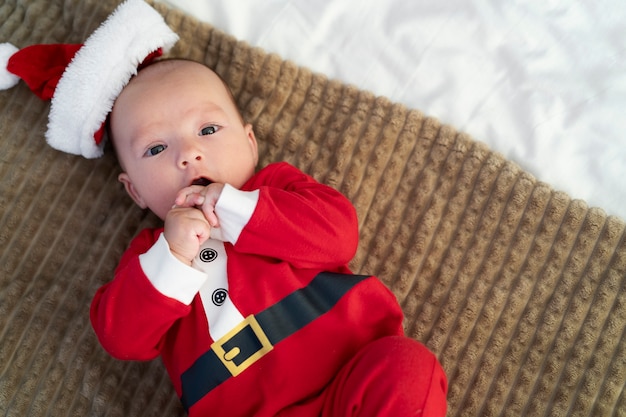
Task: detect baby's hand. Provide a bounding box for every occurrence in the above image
[174,183,225,228]
[164,206,211,265]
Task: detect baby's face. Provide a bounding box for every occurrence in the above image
[111,61,258,220]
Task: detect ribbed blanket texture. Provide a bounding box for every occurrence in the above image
[0,0,624,416]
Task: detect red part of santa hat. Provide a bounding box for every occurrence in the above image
[0,0,179,158]
[3,43,81,100]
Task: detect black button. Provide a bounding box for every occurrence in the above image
[200,248,218,262]
[212,289,228,306]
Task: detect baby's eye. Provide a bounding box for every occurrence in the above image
[145,144,167,157]
[200,125,220,136]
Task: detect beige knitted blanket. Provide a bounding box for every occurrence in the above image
[1,1,624,416]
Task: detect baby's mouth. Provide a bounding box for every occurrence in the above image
[190,177,212,187]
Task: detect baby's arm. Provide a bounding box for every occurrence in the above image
[90,228,207,360]
[221,163,359,269]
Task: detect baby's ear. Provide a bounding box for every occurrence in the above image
[245,123,259,165]
[118,172,147,209]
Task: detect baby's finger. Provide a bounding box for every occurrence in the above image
[175,189,205,207]
[203,209,219,228]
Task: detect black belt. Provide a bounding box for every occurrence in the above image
[180,271,369,411]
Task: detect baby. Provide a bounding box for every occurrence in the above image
[90,59,448,417]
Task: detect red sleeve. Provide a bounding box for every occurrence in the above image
[236,162,359,270]
[90,228,191,360]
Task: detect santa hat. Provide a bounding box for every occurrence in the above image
[0,0,179,158]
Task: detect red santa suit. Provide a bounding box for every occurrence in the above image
[91,162,447,416]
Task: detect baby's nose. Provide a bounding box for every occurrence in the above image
[180,154,202,167]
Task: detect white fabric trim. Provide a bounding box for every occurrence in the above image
[47,0,179,158]
[190,239,246,341]
[139,233,207,305]
[0,43,20,90]
[214,184,259,244]
[204,295,245,341]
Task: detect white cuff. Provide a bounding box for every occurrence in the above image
[139,233,207,305]
[215,184,259,243]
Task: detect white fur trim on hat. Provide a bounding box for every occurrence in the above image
[46,0,179,158]
[0,43,20,90]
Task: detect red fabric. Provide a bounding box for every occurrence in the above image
[91,162,445,416]
[321,336,448,417]
[93,124,105,146]
[7,43,82,100]
[277,336,448,417]
[139,48,163,70]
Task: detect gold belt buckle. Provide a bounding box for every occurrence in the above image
[211,314,273,377]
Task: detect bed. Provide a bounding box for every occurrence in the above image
[160,0,626,221]
[1,0,624,416]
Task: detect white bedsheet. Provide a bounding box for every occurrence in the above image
[159,0,626,220]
